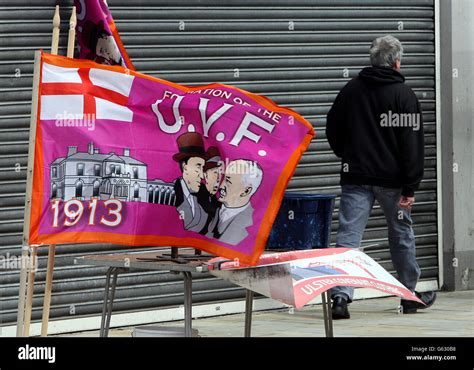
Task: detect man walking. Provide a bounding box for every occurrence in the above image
[326,35,436,319]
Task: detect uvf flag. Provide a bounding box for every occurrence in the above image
[29,52,314,265]
[74,0,134,69]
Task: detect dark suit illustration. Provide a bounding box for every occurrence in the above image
[172,132,209,232]
[196,146,223,234]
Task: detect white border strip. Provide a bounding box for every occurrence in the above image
[0,280,438,337]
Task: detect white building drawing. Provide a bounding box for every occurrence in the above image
[50,142,175,205]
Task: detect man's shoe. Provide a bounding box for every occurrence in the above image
[332,296,350,319]
[401,291,437,314]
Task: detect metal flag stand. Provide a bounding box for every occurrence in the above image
[136,246,209,264]
[16,5,77,337]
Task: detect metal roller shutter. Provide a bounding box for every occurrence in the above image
[0,0,438,327]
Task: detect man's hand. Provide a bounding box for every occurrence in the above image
[399,196,415,209]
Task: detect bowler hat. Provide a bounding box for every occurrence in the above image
[172,132,208,162]
[204,146,222,171]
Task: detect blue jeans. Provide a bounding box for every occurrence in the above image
[331,184,421,302]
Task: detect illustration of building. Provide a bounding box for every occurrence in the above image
[50,142,175,204]
[147,179,176,206]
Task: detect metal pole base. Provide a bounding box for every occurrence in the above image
[100,267,120,337]
[182,271,193,337]
[244,289,254,337]
[321,291,334,337]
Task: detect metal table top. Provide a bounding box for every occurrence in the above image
[74,249,212,273]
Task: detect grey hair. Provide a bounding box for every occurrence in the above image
[242,160,263,196]
[369,35,404,68]
[227,159,263,196]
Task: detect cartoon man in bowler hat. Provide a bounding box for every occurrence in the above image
[196,146,224,234]
[173,132,209,232]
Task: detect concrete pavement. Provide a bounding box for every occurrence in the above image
[56,290,473,337]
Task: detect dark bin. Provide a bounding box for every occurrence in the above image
[266,193,336,250]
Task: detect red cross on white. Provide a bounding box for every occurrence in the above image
[40,62,134,122]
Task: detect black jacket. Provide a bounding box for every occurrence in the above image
[326,66,424,197]
[196,183,221,235]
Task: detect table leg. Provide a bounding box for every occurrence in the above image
[104,268,119,336]
[321,291,334,337]
[326,291,334,337]
[182,271,193,337]
[321,291,329,335]
[171,247,179,259]
[100,268,112,337]
[244,289,254,337]
[100,267,119,337]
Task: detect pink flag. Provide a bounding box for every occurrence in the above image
[74,0,135,69]
[28,52,314,265]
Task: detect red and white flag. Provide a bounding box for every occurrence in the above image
[40,61,134,122]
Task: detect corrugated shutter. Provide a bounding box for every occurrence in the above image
[0,0,437,326]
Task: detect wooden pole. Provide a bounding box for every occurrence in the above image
[37,4,64,338]
[16,248,29,337]
[41,245,56,336]
[51,5,60,55]
[67,6,76,58]
[23,245,38,336]
[16,5,62,337]
[16,49,42,337]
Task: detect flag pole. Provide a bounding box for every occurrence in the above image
[19,4,61,338]
[67,6,76,58]
[51,5,60,55]
[16,49,43,337]
[40,5,76,337]
[40,244,56,336]
[23,245,38,336]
